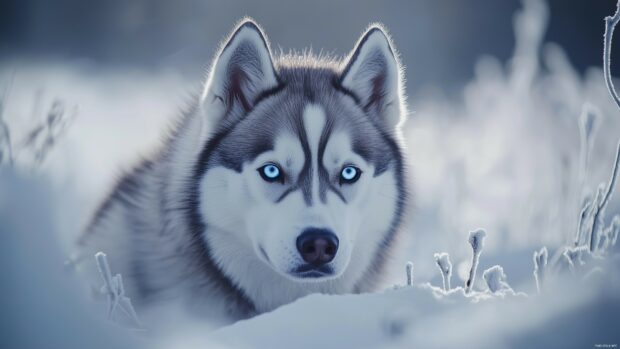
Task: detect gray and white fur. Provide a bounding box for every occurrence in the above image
[78,19,409,325]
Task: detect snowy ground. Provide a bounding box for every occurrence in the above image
[2,0,620,347]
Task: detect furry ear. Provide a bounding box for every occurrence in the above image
[202,20,279,125]
[340,25,404,129]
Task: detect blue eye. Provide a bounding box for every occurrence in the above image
[258,163,283,183]
[340,166,361,184]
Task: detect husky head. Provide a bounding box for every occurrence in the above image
[194,20,407,286]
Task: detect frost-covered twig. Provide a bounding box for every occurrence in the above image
[0,86,76,168]
[0,75,14,167]
[596,215,620,253]
[563,246,592,274]
[607,216,620,247]
[604,0,620,110]
[405,261,414,286]
[574,104,600,244]
[558,252,575,274]
[574,197,592,247]
[0,107,12,166]
[588,141,620,252]
[95,252,142,329]
[533,247,547,293]
[543,0,620,283]
[482,265,511,293]
[577,0,620,255]
[433,253,452,291]
[465,229,486,293]
[18,99,77,166]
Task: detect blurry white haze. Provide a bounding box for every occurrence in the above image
[1,0,619,348]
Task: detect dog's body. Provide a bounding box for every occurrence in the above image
[78,20,409,325]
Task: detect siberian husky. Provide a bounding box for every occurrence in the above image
[79,19,409,325]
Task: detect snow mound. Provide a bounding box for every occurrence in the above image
[207,272,618,349]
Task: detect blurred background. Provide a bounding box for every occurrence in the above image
[0,0,616,97]
[1,0,619,291]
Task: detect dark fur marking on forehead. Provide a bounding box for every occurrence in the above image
[317,115,333,203]
[294,111,313,206]
[203,83,286,172]
[303,77,316,103]
[316,114,346,204]
[352,138,388,176]
[218,138,274,173]
[252,82,286,107]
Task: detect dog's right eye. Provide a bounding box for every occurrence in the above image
[258,163,284,183]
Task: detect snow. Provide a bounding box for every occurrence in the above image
[207,272,618,349]
[0,171,146,349]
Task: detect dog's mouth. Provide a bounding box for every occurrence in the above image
[257,244,339,280]
[290,264,334,278]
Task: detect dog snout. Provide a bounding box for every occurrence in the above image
[296,228,339,266]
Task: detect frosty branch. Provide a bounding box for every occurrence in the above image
[604,0,620,111]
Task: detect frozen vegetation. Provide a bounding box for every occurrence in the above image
[1,0,620,348]
[433,252,452,291]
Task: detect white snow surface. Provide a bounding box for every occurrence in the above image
[206,278,619,349]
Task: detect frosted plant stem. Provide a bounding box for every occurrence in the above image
[589,141,620,251]
[574,105,599,246]
[434,253,452,291]
[575,200,591,246]
[405,261,414,286]
[533,247,547,293]
[0,116,13,166]
[604,0,620,111]
[0,74,14,166]
[483,265,512,294]
[95,252,116,318]
[590,0,620,252]
[466,254,479,293]
[466,229,486,293]
[95,252,142,328]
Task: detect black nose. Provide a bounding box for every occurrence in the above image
[296,229,339,266]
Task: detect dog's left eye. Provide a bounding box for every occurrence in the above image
[258,163,284,183]
[340,166,362,184]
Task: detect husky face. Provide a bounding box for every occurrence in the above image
[197,21,406,286]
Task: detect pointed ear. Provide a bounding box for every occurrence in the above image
[340,25,405,129]
[201,20,279,125]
